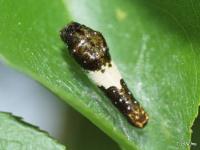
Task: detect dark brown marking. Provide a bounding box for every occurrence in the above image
[60,22,111,71]
[100,79,149,128]
[101,69,105,73]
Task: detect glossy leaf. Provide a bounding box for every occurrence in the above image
[0,0,199,149]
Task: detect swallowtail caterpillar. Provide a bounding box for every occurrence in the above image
[60,22,149,128]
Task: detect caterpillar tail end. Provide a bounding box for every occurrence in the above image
[127,105,149,128]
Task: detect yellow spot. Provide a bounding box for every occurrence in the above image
[115,8,127,21]
[135,115,139,120]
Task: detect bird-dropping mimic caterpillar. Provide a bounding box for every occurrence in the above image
[60,22,149,128]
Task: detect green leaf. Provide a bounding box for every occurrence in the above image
[0,112,65,150]
[0,0,199,149]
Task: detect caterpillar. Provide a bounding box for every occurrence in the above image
[60,22,149,128]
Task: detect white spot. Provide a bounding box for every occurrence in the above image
[119,98,123,102]
[90,55,96,60]
[114,101,117,105]
[84,51,96,60]
[95,53,99,57]
[125,101,129,104]
[88,61,122,89]
[127,106,131,110]
[77,39,86,47]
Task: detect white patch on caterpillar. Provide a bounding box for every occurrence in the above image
[87,61,122,89]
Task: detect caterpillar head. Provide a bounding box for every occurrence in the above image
[60,22,111,71]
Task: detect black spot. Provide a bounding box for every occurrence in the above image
[60,22,111,71]
[101,69,105,73]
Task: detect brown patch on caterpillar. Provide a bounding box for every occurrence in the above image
[99,79,148,128]
[60,22,111,71]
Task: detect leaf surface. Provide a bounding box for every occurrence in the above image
[0,0,199,149]
[0,112,65,150]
